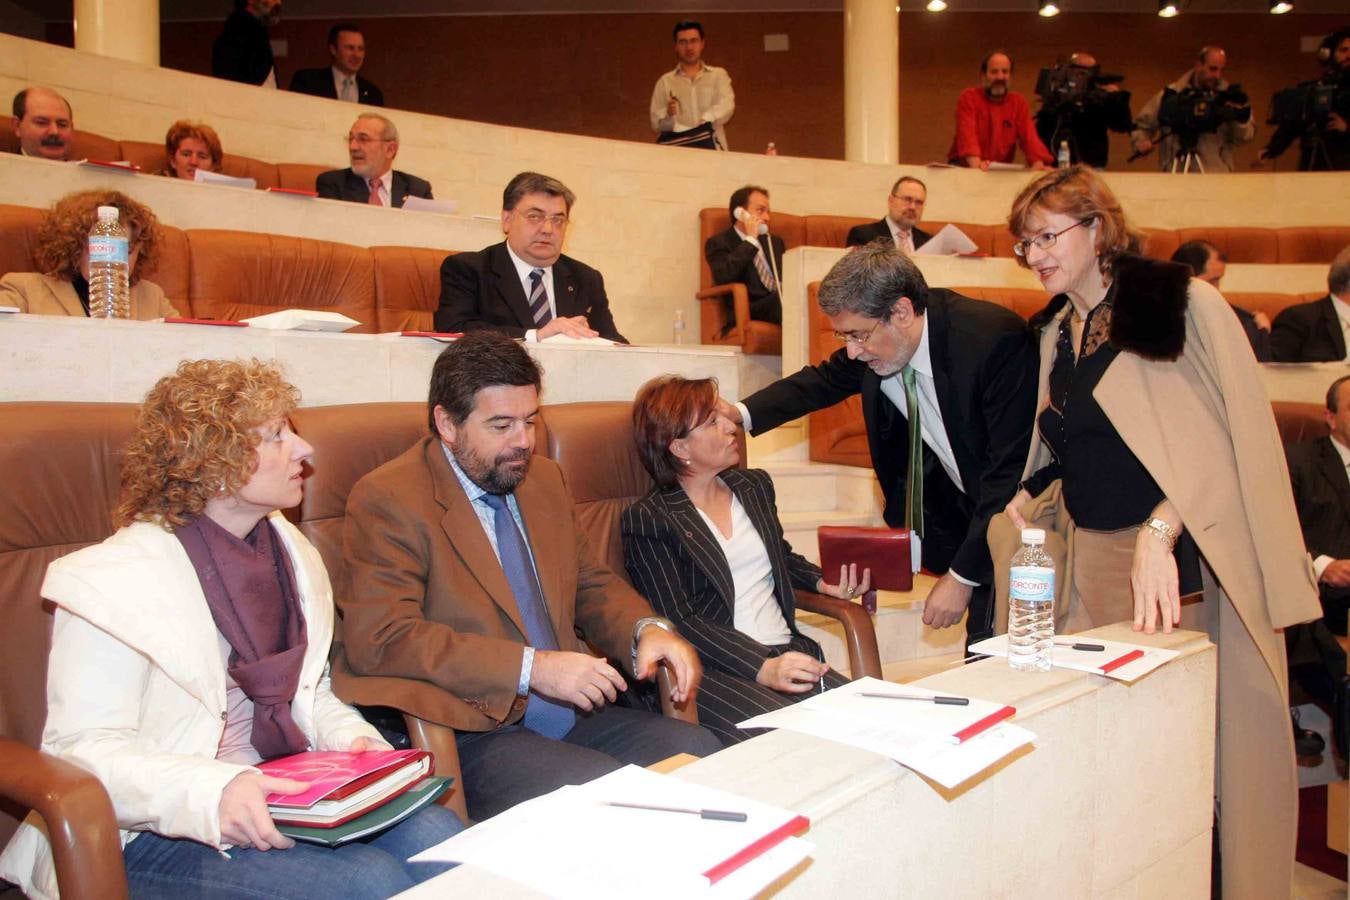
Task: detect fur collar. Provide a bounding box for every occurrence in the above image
[1029,255,1191,361]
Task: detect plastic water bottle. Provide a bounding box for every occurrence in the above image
[1057,140,1071,169]
[88,206,130,319]
[1008,527,1055,672]
[672,308,687,344]
[765,141,778,156]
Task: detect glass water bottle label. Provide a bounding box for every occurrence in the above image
[1009,565,1054,602]
[89,237,128,265]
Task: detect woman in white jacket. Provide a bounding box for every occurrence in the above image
[0,359,461,900]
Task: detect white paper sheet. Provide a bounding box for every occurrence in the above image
[410,765,811,898]
[194,169,257,189]
[913,223,979,256]
[538,333,616,346]
[241,309,359,332]
[738,677,1034,788]
[968,634,1181,684]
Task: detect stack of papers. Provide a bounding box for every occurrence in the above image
[242,309,359,331]
[411,765,812,898]
[739,677,1034,788]
[969,634,1180,683]
[913,224,979,256]
[194,169,257,189]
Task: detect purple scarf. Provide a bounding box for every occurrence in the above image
[176,515,309,760]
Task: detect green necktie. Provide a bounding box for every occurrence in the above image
[901,365,924,539]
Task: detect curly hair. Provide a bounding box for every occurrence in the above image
[35,190,163,285]
[114,359,300,529]
[162,119,223,177]
[1007,165,1142,275]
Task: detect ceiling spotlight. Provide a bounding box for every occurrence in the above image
[1268,0,1292,11]
[926,0,948,10]
[1038,0,1060,16]
[1157,0,1179,16]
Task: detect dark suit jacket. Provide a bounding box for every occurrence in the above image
[1286,436,1350,631]
[621,469,823,682]
[211,10,273,86]
[742,290,1038,584]
[434,241,627,342]
[1271,295,1347,362]
[315,168,432,208]
[704,226,785,325]
[289,67,385,106]
[845,220,932,251]
[332,436,654,731]
[1231,304,1273,362]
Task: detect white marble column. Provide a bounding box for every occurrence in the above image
[843,0,899,164]
[73,0,159,67]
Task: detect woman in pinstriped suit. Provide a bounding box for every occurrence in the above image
[622,375,867,746]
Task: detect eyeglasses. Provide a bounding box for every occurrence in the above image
[1013,218,1092,258]
[518,211,569,228]
[347,134,390,145]
[832,318,884,345]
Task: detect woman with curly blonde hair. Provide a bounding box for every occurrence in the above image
[161,119,223,181]
[0,359,461,900]
[0,189,179,319]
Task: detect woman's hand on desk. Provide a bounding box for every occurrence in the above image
[219,771,310,851]
[1132,502,1183,634]
[1003,489,1033,530]
[757,652,830,694]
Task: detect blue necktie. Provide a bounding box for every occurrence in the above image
[479,492,575,739]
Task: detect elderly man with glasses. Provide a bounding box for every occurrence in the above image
[435,171,628,343]
[720,242,1038,646]
[315,113,432,208]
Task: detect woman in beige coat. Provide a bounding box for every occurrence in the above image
[998,166,1321,899]
[0,189,179,319]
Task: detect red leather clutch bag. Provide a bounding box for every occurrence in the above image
[817,525,913,592]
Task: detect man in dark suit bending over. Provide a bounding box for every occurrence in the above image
[1271,245,1350,362]
[845,176,932,254]
[316,113,432,208]
[704,185,784,326]
[290,23,385,106]
[435,172,628,342]
[722,243,1038,645]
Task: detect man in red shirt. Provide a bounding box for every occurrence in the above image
[947,51,1053,170]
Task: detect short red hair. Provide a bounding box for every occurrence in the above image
[163,119,223,176]
[632,375,718,489]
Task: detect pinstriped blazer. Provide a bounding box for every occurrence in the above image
[621,468,823,682]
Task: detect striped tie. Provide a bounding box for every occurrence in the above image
[528,268,553,327]
[753,243,777,294]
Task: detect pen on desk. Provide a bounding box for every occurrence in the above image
[606,801,748,822]
[859,692,971,706]
[1053,641,1105,651]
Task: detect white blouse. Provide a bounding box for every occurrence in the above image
[697,490,792,646]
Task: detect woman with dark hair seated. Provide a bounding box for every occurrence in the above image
[622,375,865,745]
[0,188,179,319]
[162,119,224,180]
[0,359,461,900]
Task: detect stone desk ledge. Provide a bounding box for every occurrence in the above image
[396,626,1216,900]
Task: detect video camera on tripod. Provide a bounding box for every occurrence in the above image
[1034,62,1125,117]
[1270,71,1349,135]
[1156,83,1252,141]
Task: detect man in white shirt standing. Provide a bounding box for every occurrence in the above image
[649,20,735,151]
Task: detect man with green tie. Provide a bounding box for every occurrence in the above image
[721,243,1038,644]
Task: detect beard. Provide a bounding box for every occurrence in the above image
[452,441,531,494]
[984,82,1008,99]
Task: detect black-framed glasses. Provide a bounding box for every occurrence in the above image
[1013,218,1092,258]
[832,318,884,345]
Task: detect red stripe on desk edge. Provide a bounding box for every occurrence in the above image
[1098,649,1145,674]
[952,705,1016,743]
[701,814,809,885]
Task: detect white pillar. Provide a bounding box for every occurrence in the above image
[843,0,899,164]
[74,0,159,67]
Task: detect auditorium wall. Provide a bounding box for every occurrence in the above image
[40,10,1350,169]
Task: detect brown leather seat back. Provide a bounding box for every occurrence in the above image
[149,223,192,315]
[277,163,332,192]
[1141,228,1181,262]
[118,140,167,174]
[0,203,46,277]
[68,131,121,163]
[806,282,871,468]
[218,153,281,190]
[1274,400,1330,445]
[1176,227,1279,264]
[805,215,871,248]
[372,246,454,332]
[954,285,1052,320]
[186,229,377,330]
[0,402,137,849]
[1225,291,1326,321]
[1276,227,1350,264]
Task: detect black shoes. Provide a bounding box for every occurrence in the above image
[1292,708,1326,757]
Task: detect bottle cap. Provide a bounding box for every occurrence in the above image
[96,206,119,222]
[1021,527,1046,544]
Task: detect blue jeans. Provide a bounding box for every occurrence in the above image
[121,805,461,899]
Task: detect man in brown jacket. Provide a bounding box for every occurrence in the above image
[334,333,718,820]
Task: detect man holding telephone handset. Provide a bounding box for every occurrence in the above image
[649,20,735,150]
[704,185,784,328]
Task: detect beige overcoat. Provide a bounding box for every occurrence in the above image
[0,271,179,319]
[1006,263,1321,899]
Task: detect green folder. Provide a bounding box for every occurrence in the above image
[277,776,455,847]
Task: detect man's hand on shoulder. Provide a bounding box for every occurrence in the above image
[634,625,702,705]
[530,650,626,711]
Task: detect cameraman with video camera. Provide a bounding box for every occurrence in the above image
[1132,46,1254,173]
[1259,29,1350,172]
[1034,52,1133,169]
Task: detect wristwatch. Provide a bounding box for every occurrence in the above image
[1143,516,1180,550]
[631,616,676,675]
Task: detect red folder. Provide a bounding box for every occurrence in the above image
[818,525,913,591]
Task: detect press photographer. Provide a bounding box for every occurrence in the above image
[1132,45,1255,173]
[1033,52,1133,168]
[1259,29,1350,172]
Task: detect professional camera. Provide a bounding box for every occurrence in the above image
[1156,84,1252,141]
[1034,62,1125,117]
[1270,69,1349,133]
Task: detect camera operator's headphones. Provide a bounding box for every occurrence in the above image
[1317,28,1350,66]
